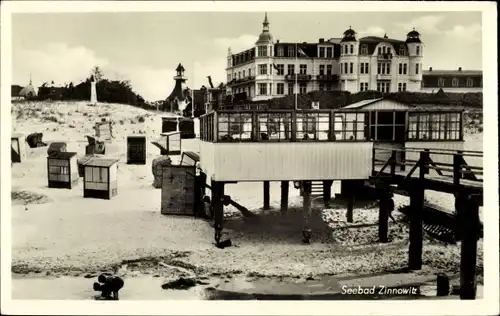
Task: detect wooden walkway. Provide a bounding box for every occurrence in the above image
[370,146,483,300]
[371,146,483,198]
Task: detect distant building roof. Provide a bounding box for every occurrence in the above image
[83,157,119,167]
[423,69,482,76]
[19,83,38,98]
[342,98,384,109]
[48,152,77,159]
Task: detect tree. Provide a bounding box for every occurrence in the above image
[91,66,104,82]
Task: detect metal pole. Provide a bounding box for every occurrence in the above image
[295,43,298,110]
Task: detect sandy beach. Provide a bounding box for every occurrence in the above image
[10,101,484,298]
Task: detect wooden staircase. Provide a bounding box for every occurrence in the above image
[311,181,323,197]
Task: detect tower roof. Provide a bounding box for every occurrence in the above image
[176,63,185,73]
[406,28,422,43]
[340,26,357,42]
[256,12,273,44]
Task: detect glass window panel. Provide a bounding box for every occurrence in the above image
[431,122,440,140]
[418,114,429,139]
[93,167,100,183]
[317,113,330,140]
[334,114,345,140]
[101,168,108,182]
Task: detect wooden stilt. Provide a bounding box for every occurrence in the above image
[347,189,354,223]
[213,182,225,245]
[210,179,216,219]
[323,180,332,208]
[280,181,289,215]
[409,185,424,270]
[302,181,312,244]
[378,186,389,243]
[263,181,270,210]
[457,192,479,299]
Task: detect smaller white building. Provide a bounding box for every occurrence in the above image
[421,67,482,93]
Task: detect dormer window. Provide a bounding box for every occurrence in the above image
[452,78,459,87]
[399,46,405,56]
[378,47,382,55]
[288,47,295,57]
[360,44,368,55]
[277,47,284,57]
[438,77,445,87]
[466,78,474,87]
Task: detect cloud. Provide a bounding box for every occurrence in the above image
[444,23,482,42]
[213,34,257,54]
[357,26,387,37]
[395,15,446,34]
[13,43,109,87]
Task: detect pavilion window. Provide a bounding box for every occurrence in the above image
[256,112,292,141]
[217,112,252,142]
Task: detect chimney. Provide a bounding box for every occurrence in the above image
[319,38,324,43]
[429,67,432,71]
[458,67,462,71]
[276,39,280,43]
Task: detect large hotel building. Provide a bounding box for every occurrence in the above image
[226,13,425,102]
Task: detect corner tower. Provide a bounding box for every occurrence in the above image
[339,26,359,91]
[406,28,423,90]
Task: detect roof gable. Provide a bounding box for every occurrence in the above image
[343,98,414,110]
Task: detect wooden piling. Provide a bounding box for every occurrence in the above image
[345,181,354,223]
[408,185,424,270]
[457,192,479,299]
[302,181,312,244]
[280,181,289,215]
[210,179,216,219]
[347,192,354,223]
[263,181,270,210]
[323,180,332,208]
[378,186,389,243]
[213,182,225,245]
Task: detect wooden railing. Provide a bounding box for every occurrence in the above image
[372,146,483,187]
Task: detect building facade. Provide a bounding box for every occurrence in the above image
[225,13,425,102]
[421,67,483,93]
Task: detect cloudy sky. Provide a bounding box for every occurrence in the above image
[12,11,482,101]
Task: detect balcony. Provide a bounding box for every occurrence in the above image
[377,53,393,60]
[316,74,339,82]
[376,74,392,80]
[227,76,255,86]
[285,74,312,81]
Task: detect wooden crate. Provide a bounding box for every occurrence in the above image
[161,165,196,216]
[11,133,27,163]
[127,136,146,164]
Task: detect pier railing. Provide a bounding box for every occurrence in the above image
[372,146,483,188]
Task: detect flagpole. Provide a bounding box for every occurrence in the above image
[192,61,195,119]
[295,43,298,110]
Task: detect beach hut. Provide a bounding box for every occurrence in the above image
[47,152,79,189]
[11,133,27,163]
[94,121,113,140]
[127,136,146,165]
[82,157,119,200]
